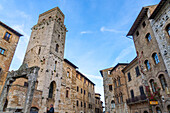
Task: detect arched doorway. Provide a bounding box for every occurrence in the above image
[3,99,8,111]
[144,111,148,113]
[156,107,162,113]
[48,81,56,99]
[167,105,170,113]
[30,107,39,113]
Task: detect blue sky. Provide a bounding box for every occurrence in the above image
[0,0,159,105]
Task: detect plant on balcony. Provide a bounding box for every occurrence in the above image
[145,82,161,101]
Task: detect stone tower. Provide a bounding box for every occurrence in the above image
[23,7,67,112]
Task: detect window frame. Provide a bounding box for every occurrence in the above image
[146,33,152,42]
[130,90,134,98]
[144,60,151,70]
[135,66,141,77]
[150,80,156,93]
[3,31,12,42]
[159,74,167,90]
[166,24,170,37]
[127,72,132,82]
[0,47,6,55]
[109,85,113,91]
[152,53,160,64]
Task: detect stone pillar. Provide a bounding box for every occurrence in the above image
[0,73,14,112]
[23,67,39,113]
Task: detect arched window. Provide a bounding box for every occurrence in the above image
[66,90,69,98]
[166,24,170,36]
[77,86,79,92]
[54,61,57,71]
[77,100,79,106]
[55,44,59,52]
[136,31,139,36]
[120,93,123,103]
[139,86,145,95]
[143,111,148,113]
[144,60,151,70]
[48,81,56,98]
[150,79,156,93]
[152,53,160,64]
[67,71,70,77]
[156,107,162,113]
[130,90,134,98]
[159,74,167,90]
[167,105,170,113]
[81,101,83,107]
[111,100,115,109]
[30,107,39,113]
[118,77,121,86]
[146,33,152,42]
[38,47,41,55]
[114,79,117,88]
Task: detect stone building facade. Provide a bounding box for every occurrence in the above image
[101,1,170,113]
[122,57,148,113]
[100,64,129,113]
[127,3,170,113]
[110,64,129,113]
[95,93,103,113]
[0,21,23,94]
[149,0,170,76]
[1,7,103,113]
[100,67,116,113]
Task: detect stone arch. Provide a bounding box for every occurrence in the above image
[66,67,71,78]
[163,23,170,37]
[48,81,56,99]
[167,105,170,113]
[12,77,28,86]
[155,106,162,113]
[3,99,8,111]
[30,107,39,113]
[143,111,148,113]
[111,100,115,109]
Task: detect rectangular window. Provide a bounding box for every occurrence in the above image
[24,82,28,87]
[84,90,86,95]
[130,90,134,98]
[135,66,141,77]
[4,32,11,41]
[109,85,112,91]
[54,61,57,71]
[84,103,86,108]
[139,86,145,95]
[77,86,79,92]
[66,90,69,98]
[127,72,132,81]
[81,88,82,94]
[81,102,83,107]
[0,47,5,55]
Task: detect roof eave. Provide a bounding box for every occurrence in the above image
[127,7,148,36]
[149,0,167,19]
[0,21,23,37]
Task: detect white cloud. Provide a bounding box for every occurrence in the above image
[11,24,30,62]
[85,74,103,80]
[80,31,92,34]
[12,24,30,42]
[16,10,30,19]
[113,45,134,66]
[0,4,3,10]
[100,26,126,34]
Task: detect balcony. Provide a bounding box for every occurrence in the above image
[126,94,147,105]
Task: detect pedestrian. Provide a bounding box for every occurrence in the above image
[47,104,54,113]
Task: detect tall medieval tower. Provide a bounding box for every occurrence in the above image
[23,7,67,112]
